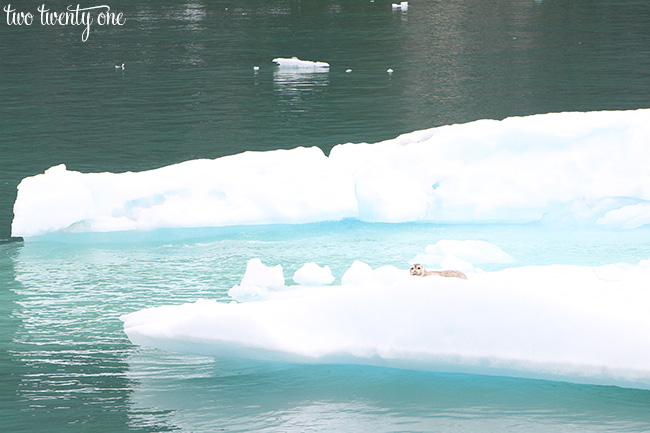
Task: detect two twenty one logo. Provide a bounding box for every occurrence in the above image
[3,3,125,42]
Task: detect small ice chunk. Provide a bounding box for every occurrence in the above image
[387,68,394,74]
[253,66,260,71]
[341,261,407,286]
[293,263,335,286]
[345,68,352,73]
[440,255,475,274]
[392,2,408,10]
[412,240,513,273]
[228,258,286,302]
[272,57,330,69]
[239,258,285,289]
[341,260,373,286]
[425,240,514,265]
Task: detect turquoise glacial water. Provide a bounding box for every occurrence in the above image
[4,223,650,432]
[2,0,650,431]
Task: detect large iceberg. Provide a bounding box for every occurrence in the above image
[121,254,650,389]
[12,109,650,238]
[12,147,357,238]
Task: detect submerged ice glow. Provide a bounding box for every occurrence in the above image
[11,109,650,238]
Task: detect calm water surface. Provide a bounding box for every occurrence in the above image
[2,0,650,431]
[4,222,650,432]
[2,0,650,237]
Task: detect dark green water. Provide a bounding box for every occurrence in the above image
[2,1,650,431]
[2,0,650,239]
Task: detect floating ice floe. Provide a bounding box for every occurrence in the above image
[412,240,515,273]
[11,109,650,238]
[392,2,408,10]
[272,57,330,70]
[121,254,650,389]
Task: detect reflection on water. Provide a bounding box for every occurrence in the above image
[4,239,241,431]
[181,2,207,23]
[182,42,207,66]
[273,69,330,108]
[124,350,650,433]
[5,245,135,431]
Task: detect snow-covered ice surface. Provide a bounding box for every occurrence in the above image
[12,146,357,238]
[12,109,650,238]
[122,250,650,389]
[293,262,335,286]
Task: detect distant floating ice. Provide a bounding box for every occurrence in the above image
[272,57,330,70]
[253,66,260,71]
[392,1,408,10]
[345,68,352,73]
[115,63,124,70]
[387,68,394,74]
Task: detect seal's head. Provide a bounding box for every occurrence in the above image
[410,263,425,276]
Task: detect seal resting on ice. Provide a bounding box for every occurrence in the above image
[410,263,467,279]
